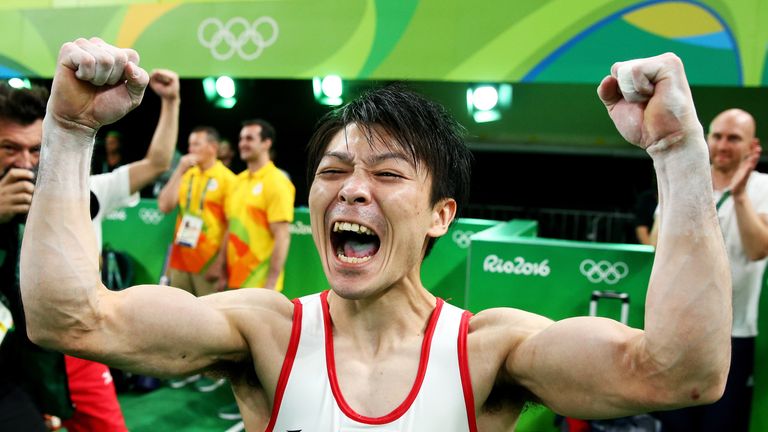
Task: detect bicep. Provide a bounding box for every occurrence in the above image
[77,284,289,378]
[506,315,657,418]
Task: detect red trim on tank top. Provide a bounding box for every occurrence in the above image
[320,290,444,425]
[458,310,478,432]
[265,298,303,432]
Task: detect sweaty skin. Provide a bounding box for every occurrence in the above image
[21,40,730,432]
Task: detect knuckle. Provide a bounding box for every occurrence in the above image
[96,52,115,68]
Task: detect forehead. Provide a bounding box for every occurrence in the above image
[323,123,414,163]
[189,130,210,142]
[240,124,262,137]
[0,119,42,148]
[709,114,753,137]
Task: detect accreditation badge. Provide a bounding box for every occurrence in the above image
[175,214,204,248]
[0,301,13,346]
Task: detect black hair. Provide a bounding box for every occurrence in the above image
[0,82,48,125]
[191,125,221,144]
[241,119,276,143]
[305,84,472,256]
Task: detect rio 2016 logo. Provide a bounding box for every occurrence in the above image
[289,220,312,235]
[483,255,551,277]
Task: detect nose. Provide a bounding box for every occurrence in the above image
[13,150,35,170]
[339,172,371,205]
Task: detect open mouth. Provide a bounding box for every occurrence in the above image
[331,221,381,264]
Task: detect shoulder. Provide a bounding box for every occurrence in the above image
[465,308,553,408]
[467,307,553,372]
[267,166,294,188]
[750,171,768,189]
[469,307,553,346]
[213,162,236,179]
[201,288,295,346]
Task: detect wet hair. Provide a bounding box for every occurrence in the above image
[0,82,48,126]
[242,119,276,143]
[305,84,472,256]
[191,125,221,144]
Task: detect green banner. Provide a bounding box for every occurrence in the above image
[283,207,327,299]
[466,221,654,431]
[2,0,768,85]
[422,218,500,307]
[102,198,177,285]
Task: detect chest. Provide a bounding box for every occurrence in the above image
[333,339,423,416]
[180,174,226,209]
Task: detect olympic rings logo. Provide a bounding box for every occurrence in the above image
[139,208,165,225]
[452,230,474,249]
[197,17,279,61]
[579,259,629,285]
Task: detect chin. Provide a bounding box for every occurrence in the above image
[327,279,384,301]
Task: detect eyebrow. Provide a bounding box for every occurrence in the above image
[322,151,412,166]
[0,139,41,149]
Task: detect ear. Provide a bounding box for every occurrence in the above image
[264,138,273,151]
[427,198,457,239]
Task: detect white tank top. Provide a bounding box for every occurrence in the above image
[265,291,477,432]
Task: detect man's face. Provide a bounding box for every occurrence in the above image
[308,123,453,299]
[238,125,269,162]
[105,135,121,154]
[218,141,233,160]
[0,119,42,172]
[708,111,756,173]
[187,131,216,163]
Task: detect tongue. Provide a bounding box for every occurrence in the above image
[343,238,378,258]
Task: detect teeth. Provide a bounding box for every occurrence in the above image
[333,221,375,235]
[337,253,372,264]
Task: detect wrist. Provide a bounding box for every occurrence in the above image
[44,114,98,140]
[162,96,180,106]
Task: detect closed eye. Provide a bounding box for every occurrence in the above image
[317,168,346,176]
[376,171,403,178]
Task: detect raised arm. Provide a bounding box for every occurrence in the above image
[501,53,731,418]
[125,69,180,194]
[730,143,768,260]
[157,153,198,213]
[19,38,291,378]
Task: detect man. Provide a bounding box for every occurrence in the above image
[92,130,124,174]
[158,126,235,296]
[0,82,49,431]
[651,108,767,431]
[209,119,295,420]
[1,67,178,431]
[22,39,731,431]
[213,119,295,292]
[217,139,235,169]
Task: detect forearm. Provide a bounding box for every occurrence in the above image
[157,167,184,213]
[20,116,103,347]
[264,231,290,290]
[146,98,179,173]
[643,132,731,395]
[733,195,768,260]
[127,99,179,194]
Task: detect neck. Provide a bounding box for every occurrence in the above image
[327,270,435,352]
[199,158,216,171]
[711,165,736,191]
[247,155,270,173]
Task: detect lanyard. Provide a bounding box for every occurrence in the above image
[185,174,212,214]
[715,190,731,210]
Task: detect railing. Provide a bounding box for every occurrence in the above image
[464,204,638,244]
